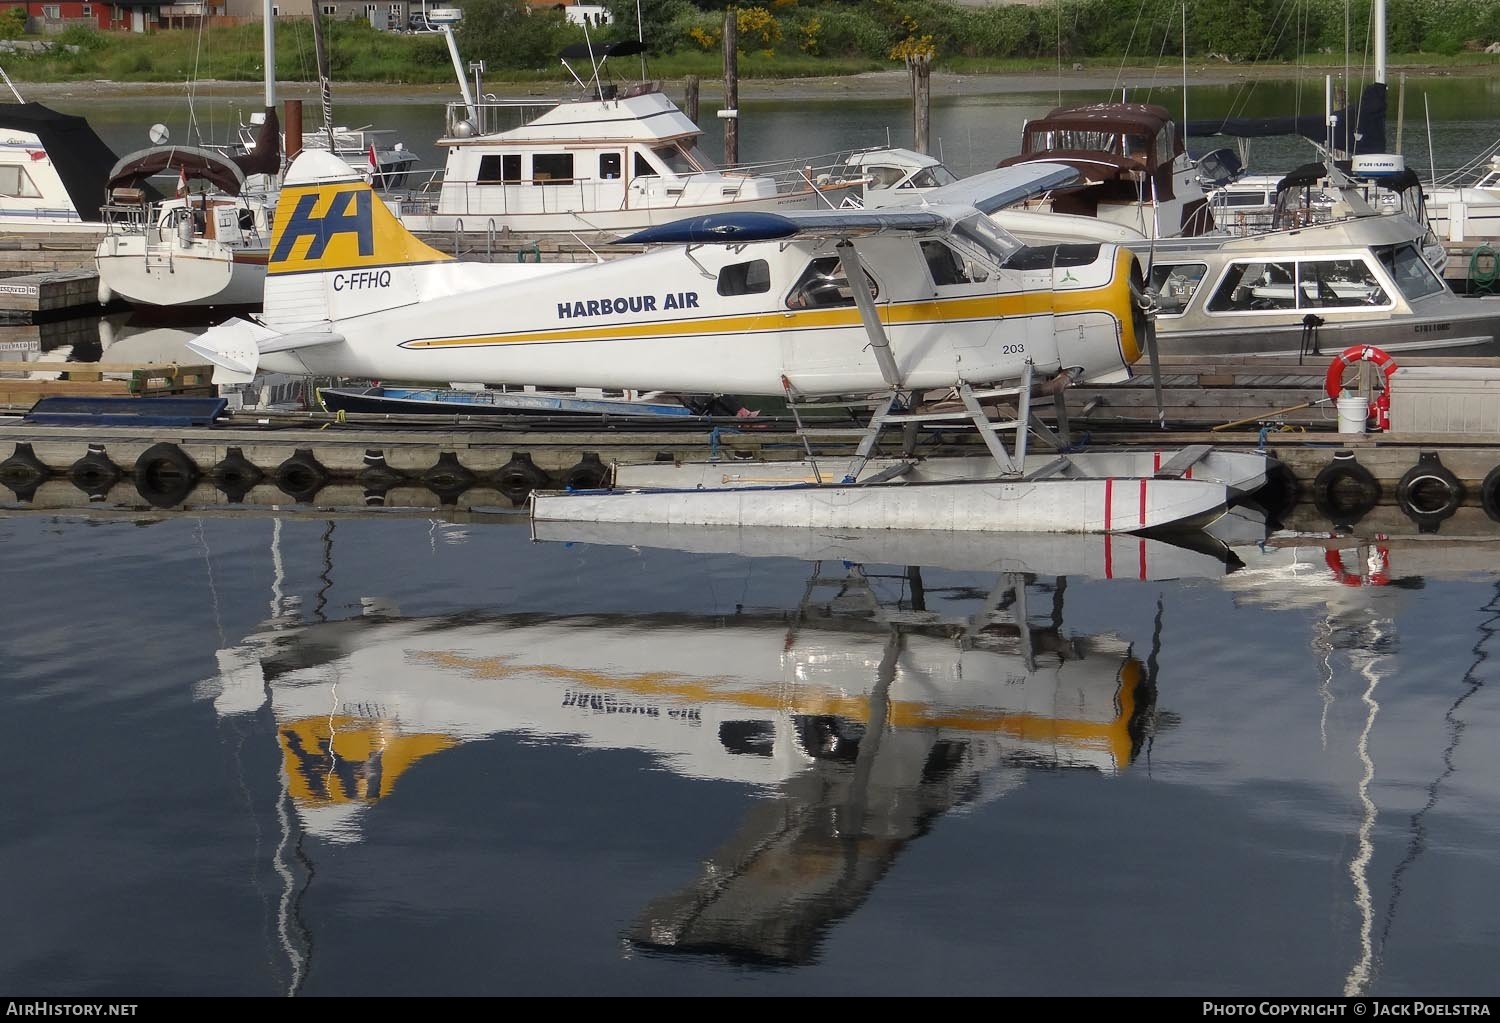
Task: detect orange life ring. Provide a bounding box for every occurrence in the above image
[1325,546,1391,587]
[1325,344,1398,403]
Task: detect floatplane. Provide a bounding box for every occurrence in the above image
[186,148,1274,534]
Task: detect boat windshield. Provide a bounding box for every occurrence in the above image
[1376,243,1447,301]
[654,143,711,175]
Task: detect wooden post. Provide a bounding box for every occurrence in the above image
[722,11,738,165]
[284,98,303,161]
[684,75,700,125]
[907,53,931,155]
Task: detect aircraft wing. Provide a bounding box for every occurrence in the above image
[619,162,1080,245]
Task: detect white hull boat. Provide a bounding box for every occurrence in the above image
[0,101,117,236]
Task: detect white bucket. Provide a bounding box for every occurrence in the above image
[1337,395,1370,434]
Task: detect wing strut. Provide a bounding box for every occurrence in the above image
[835,239,901,389]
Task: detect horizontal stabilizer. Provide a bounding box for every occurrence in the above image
[185,317,344,386]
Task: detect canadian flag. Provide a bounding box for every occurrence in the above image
[176,165,188,197]
[368,143,378,182]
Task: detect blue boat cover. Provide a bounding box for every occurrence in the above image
[22,396,228,427]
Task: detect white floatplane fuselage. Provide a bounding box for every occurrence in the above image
[189,149,1146,398]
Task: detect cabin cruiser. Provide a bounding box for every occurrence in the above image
[1139,199,1500,359]
[995,100,1218,239]
[0,101,117,235]
[391,29,865,236]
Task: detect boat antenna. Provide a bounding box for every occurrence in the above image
[636,0,646,79]
[0,62,24,103]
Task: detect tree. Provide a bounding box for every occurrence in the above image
[458,0,577,72]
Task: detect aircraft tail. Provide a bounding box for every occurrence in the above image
[262,148,454,329]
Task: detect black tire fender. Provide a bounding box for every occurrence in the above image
[1481,464,1500,524]
[273,448,330,503]
[494,452,552,503]
[1396,451,1465,532]
[422,451,476,504]
[0,441,50,486]
[211,446,265,503]
[1311,450,1380,527]
[133,442,200,509]
[561,451,609,491]
[69,444,123,500]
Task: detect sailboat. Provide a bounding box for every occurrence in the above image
[93,0,281,311]
[94,4,418,311]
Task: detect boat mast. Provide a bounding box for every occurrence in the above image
[263,0,276,113]
[1374,0,1386,85]
[309,0,337,152]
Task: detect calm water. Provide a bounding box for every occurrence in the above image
[44,71,1500,184]
[2,506,1500,996]
[6,70,1500,998]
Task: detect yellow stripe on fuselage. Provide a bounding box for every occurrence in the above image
[401,269,1132,351]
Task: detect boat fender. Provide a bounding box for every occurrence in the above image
[1324,344,1397,430]
[69,444,123,501]
[494,452,551,503]
[1311,450,1380,527]
[273,448,330,503]
[132,442,200,509]
[1326,546,1391,587]
[1252,457,1301,524]
[1480,465,1500,523]
[421,451,477,504]
[358,448,407,490]
[211,446,265,504]
[1396,451,1465,532]
[0,442,51,487]
[562,451,609,491]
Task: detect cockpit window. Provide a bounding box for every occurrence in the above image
[785,255,879,309]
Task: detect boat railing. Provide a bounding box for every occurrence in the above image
[444,98,568,138]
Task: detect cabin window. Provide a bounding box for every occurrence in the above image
[1378,244,1446,301]
[864,165,905,189]
[786,255,879,310]
[477,155,521,183]
[717,259,771,297]
[920,241,974,286]
[0,166,42,199]
[1207,261,1296,312]
[321,3,335,13]
[532,153,573,185]
[633,151,658,178]
[1147,262,1208,316]
[1298,260,1388,308]
[41,4,59,17]
[81,3,91,13]
[599,152,622,180]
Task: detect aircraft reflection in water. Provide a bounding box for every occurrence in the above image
[201,527,1240,966]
